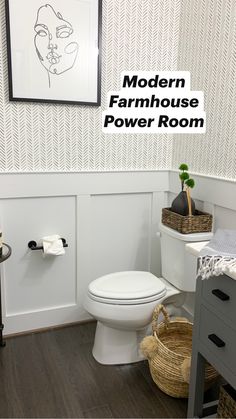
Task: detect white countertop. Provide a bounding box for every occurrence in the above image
[223,266,236,281]
[185,241,209,256]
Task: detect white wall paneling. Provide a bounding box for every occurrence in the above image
[0,171,169,198]
[2,196,77,314]
[1,171,236,335]
[77,192,157,321]
[90,193,152,276]
[214,207,236,231]
[0,196,78,334]
[150,192,168,277]
[169,171,236,213]
[0,171,168,335]
[169,172,236,264]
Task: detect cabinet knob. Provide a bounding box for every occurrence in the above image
[208,333,225,348]
[212,289,230,301]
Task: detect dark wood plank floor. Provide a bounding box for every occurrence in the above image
[0,322,188,418]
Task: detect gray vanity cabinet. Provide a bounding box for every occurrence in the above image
[187,274,236,418]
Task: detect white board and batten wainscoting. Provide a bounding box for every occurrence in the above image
[0,171,235,335]
[0,171,168,335]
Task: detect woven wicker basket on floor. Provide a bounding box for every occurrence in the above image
[217,384,236,418]
[147,305,218,398]
[162,207,212,234]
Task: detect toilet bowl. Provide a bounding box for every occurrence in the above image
[84,224,213,365]
[84,271,180,364]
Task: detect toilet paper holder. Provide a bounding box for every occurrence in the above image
[28,238,68,251]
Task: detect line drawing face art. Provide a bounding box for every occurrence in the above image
[34,4,79,87]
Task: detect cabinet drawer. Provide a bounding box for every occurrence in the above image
[201,275,236,325]
[199,306,236,374]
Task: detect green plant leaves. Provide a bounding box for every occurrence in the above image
[179,163,188,171]
[185,178,195,188]
[179,172,189,181]
[179,163,195,190]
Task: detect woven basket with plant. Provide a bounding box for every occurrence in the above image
[162,163,212,234]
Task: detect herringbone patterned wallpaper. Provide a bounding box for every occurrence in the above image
[0,0,180,172]
[172,0,236,180]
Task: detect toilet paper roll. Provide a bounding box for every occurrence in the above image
[41,234,65,256]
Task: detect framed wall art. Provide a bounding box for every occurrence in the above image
[5,0,102,106]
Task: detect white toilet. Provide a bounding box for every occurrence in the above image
[84,223,213,365]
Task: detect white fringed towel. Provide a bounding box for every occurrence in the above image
[41,235,65,256]
[198,229,236,280]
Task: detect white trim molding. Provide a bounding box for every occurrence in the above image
[0,171,168,335]
[1,170,236,336]
[169,170,236,212]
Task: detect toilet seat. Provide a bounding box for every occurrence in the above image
[88,271,166,305]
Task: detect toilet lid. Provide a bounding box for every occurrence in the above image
[88,271,166,304]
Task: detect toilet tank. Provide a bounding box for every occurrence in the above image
[159,223,213,292]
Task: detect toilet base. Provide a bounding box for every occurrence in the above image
[92,321,148,365]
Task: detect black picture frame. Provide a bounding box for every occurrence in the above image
[5,0,102,106]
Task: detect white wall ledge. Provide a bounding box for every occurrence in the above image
[0,170,235,212]
[0,171,169,198]
[169,171,236,212]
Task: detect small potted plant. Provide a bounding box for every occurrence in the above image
[171,164,195,216]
